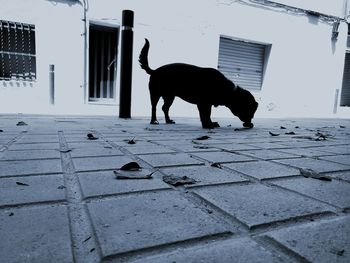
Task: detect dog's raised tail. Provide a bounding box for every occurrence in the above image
[139,38,153,75]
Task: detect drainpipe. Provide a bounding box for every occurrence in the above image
[82,0,88,103]
[119,10,134,118]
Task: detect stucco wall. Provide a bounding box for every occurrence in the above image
[0,0,349,119]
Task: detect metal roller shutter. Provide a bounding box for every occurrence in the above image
[340,52,350,106]
[218,36,266,90]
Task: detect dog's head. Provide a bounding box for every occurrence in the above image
[227,86,258,128]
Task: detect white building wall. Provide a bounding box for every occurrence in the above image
[0,0,349,119]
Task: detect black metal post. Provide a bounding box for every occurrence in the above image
[119,10,134,118]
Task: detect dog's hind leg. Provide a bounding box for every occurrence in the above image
[150,92,160,125]
[162,96,176,124]
[197,104,220,129]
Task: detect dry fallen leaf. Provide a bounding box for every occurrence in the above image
[114,170,154,179]
[269,131,280,136]
[16,181,29,186]
[211,163,223,169]
[87,133,98,140]
[195,135,210,140]
[120,162,142,171]
[162,175,197,186]
[299,168,332,181]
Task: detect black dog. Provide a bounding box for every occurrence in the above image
[139,39,258,128]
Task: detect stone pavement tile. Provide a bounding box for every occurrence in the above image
[138,153,204,168]
[0,205,73,263]
[9,142,60,150]
[170,143,219,153]
[317,145,350,155]
[16,135,59,144]
[130,237,289,263]
[277,140,327,148]
[239,149,299,160]
[154,139,197,146]
[319,155,350,166]
[123,145,176,154]
[67,141,110,149]
[87,191,230,257]
[247,142,290,149]
[73,156,134,172]
[161,165,248,186]
[192,138,232,145]
[0,174,66,207]
[110,139,157,147]
[329,171,350,182]
[211,143,260,151]
[276,147,335,158]
[270,177,350,209]
[191,151,254,163]
[223,160,300,180]
[275,157,350,173]
[193,184,332,229]
[0,159,62,177]
[78,170,170,198]
[69,147,124,158]
[1,149,61,160]
[266,216,350,263]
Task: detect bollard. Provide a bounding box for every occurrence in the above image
[119,10,134,118]
[49,64,54,105]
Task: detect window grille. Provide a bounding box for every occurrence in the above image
[0,20,36,81]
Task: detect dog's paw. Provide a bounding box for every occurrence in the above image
[243,122,254,128]
[150,120,159,125]
[212,122,220,128]
[166,119,176,124]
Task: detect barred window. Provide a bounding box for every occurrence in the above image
[0,20,36,81]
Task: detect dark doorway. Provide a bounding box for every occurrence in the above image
[89,24,119,102]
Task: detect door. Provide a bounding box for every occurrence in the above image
[89,24,118,102]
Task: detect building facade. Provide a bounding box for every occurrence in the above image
[0,0,349,118]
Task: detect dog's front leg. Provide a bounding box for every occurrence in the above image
[197,104,219,129]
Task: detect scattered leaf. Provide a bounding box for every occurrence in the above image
[57,185,66,189]
[104,146,113,149]
[83,236,91,243]
[340,125,346,129]
[285,131,296,135]
[299,168,332,181]
[90,248,95,253]
[195,135,210,140]
[114,170,153,179]
[315,132,330,141]
[127,138,136,144]
[16,181,29,186]
[9,212,14,216]
[87,133,98,140]
[162,175,197,186]
[280,126,287,129]
[120,162,142,171]
[269,131,280,136]
[330,248,345,256]
[59,148,71,153]
[0,129,3,132]
[295,126,300,129]
[211,163,222,169]
[16,121,27,126]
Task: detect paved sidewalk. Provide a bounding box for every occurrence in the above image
[0,114,349,263]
